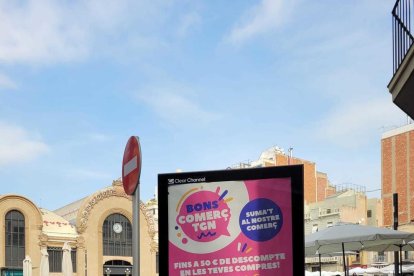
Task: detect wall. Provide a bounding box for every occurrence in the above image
[382,124,414,227]
[0,183,158,276]
[0,195,43,276]
[367,198,383,227]
[304,191,369,234]
[317,172,328,202]
[339,194,367,225]
[275,153,319,204]
[75,184,157,276]
[304,212,340,235]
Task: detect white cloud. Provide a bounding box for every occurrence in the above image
[87,133,112,142]
[314,98,406,148]
[0,122,50,166]
[0,73,17,90]
[177,12,202,37]
[137,85,220,126]
[65,168,112,180]
[225,0,294,45]
[0,0,169,65]
[0,1,88,64]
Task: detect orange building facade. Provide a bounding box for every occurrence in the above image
[381,123,414,229]
[236,146,336,205]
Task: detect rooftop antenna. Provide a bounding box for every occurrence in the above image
[288,147,293,165]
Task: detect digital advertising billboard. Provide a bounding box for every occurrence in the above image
[158,165,304,276]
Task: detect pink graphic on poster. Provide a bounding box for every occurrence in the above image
[176,189,231,242]
[168,178,293,276]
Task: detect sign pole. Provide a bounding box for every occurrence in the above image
[122,136,142,276]
[133,188,140,276]
[393,193,399,276]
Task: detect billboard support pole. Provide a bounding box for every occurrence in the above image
[133,188,140,276]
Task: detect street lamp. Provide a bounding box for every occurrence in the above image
[125,268,131,276]
[105,267,111,276]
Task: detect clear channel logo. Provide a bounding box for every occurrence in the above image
[168,177,206,184]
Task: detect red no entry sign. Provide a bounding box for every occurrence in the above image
[122,136,142,195]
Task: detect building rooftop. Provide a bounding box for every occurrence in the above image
[382,123,414,139]
[40,208,78,238]
[54,196,87,223]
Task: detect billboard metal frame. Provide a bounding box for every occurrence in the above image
[158,165,304,276]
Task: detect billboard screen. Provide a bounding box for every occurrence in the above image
[158,166,304,276]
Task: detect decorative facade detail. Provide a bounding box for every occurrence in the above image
[77,188,118,233]
[38,233,49,247]
[43,220,73,227]
[140,202,156,239]
[150,240,159,253]
[76,183,156,235]
[112,178,123,186]
[76,235,86,249]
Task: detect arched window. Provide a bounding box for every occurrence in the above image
[5,210,25,267]
[103,213,132,256]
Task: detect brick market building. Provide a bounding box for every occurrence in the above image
[0,179,158,276]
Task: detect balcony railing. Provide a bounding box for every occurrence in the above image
[392,0,414,74]
[372,255,388,263]
[319,208,340,217]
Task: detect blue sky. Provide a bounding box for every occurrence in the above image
[0,0,409,210]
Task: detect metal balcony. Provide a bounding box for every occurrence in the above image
[389,0,414,119]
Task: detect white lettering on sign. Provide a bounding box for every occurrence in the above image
[123,156,137,177]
